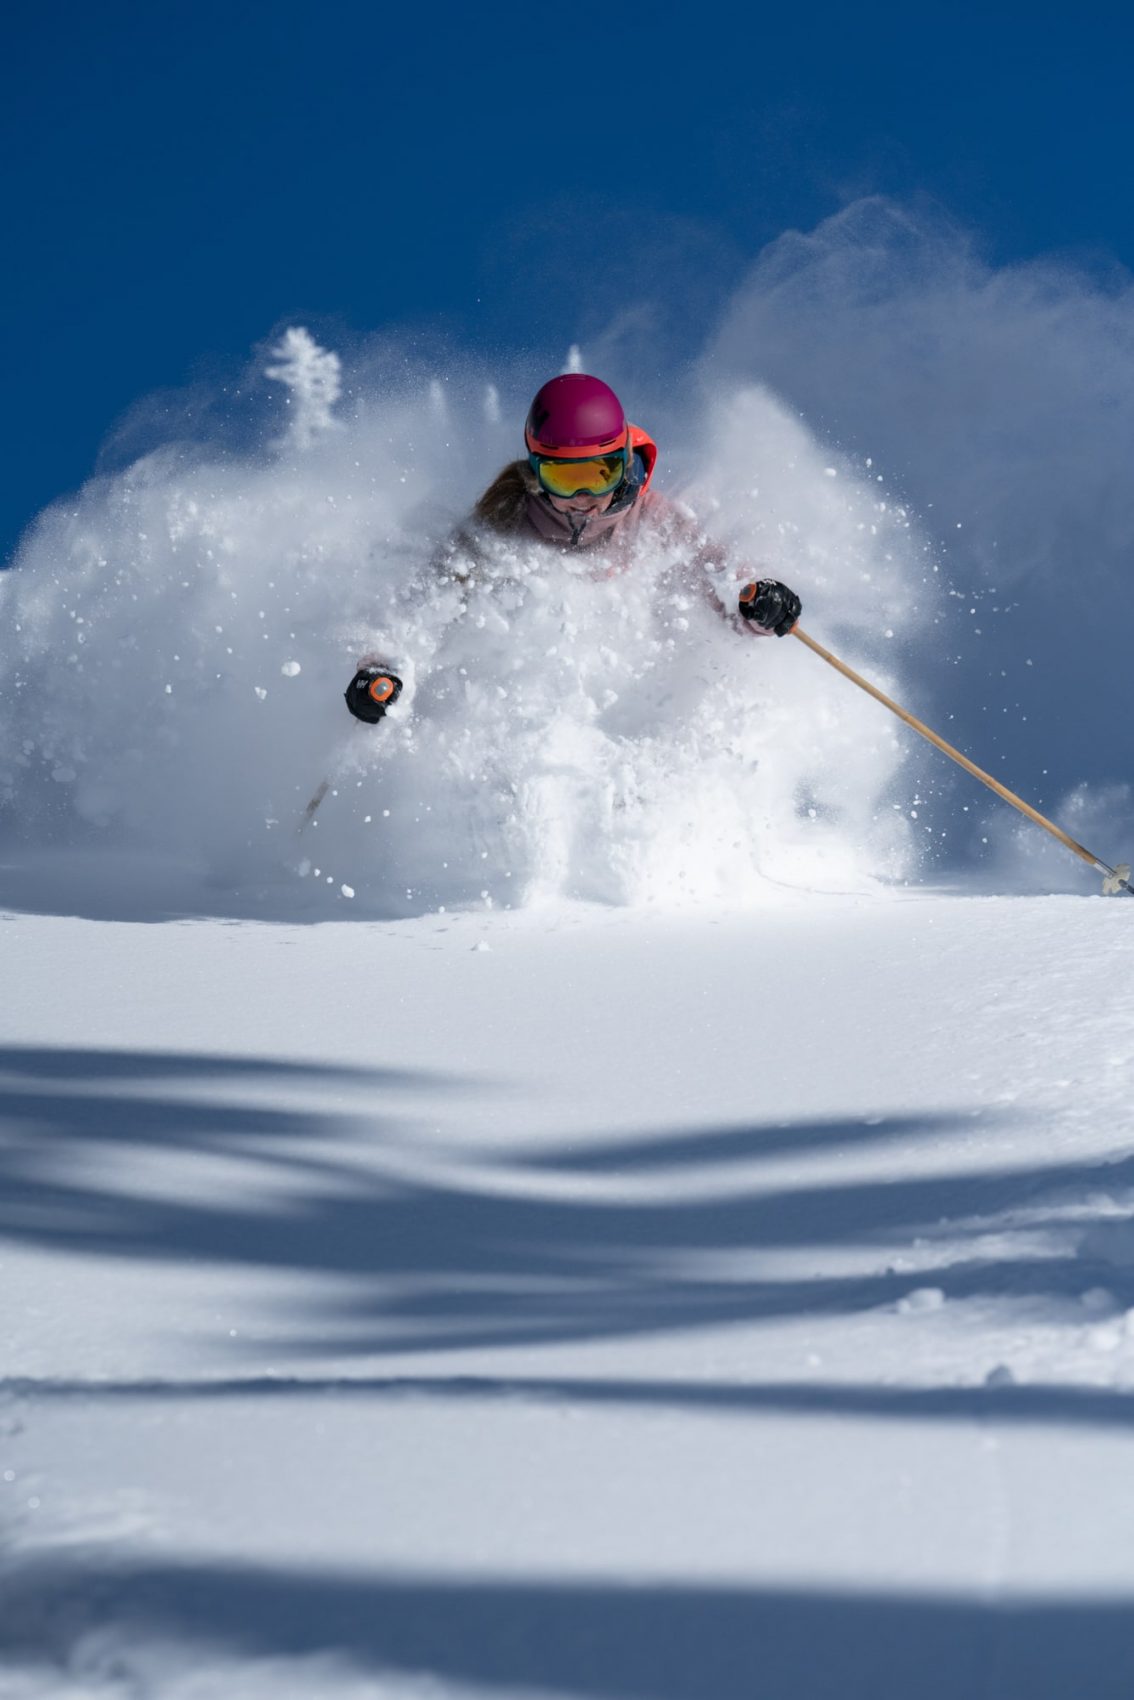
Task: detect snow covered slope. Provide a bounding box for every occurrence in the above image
[4,890,1134,1699]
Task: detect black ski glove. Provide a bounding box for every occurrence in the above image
[345,665,403,723]
[738,580,802,636]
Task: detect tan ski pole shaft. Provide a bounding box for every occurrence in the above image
[790,624,1124,884]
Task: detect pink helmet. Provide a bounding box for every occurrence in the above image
[524,374,629,459]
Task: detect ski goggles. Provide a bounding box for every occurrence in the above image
[529,449,628,499]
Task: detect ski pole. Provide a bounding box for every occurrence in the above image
[791,624,1133,897]
[298,777,331,835]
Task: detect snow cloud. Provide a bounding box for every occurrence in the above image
[3,194,1132,916]
[698,197,1134,887]
[0,324,921,917]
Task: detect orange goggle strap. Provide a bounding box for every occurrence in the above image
[627,424,657,492]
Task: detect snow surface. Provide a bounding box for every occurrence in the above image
[3,892,1134,1699]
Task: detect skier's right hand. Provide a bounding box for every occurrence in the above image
[345,665,403,723]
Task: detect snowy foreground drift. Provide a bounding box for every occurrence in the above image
[3,891,1134,1699]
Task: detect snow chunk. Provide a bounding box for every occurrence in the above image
[896,1287,945,1315]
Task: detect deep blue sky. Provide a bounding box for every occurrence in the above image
[5,0,1134,565]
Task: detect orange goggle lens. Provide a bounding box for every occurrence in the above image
[530,451,627,498]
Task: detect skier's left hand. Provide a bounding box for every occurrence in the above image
[738,580,801,636]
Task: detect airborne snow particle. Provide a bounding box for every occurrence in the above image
[281,661,302,677]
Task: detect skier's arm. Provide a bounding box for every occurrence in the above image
[342,521,488,722]
[658,497,802,636]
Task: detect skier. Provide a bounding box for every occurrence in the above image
[343,373,802,722]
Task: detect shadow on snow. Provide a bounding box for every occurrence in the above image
[4,1560,1134,1700]
[11,1372,1134,1433]
[0,1043,1131,1367]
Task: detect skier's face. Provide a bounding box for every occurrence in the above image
[546,490,616,518]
